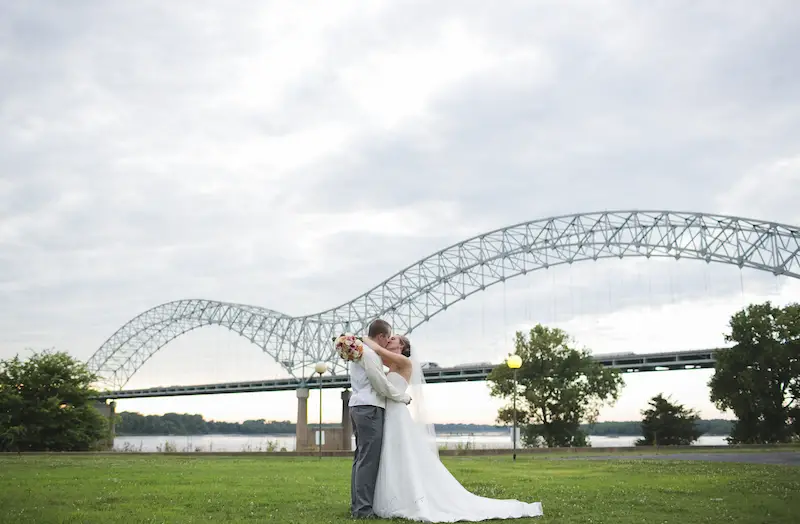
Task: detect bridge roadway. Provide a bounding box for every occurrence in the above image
[93,348,719,401]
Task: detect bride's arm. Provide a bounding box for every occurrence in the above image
[360,346,411,404]
[362,336,408,368]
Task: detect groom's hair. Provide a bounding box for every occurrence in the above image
[367,318,392,338]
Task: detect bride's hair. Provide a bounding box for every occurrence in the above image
[398,335,411,357]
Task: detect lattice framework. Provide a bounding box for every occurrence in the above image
[86,210,800,389]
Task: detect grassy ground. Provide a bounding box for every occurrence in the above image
[0,453,797,523]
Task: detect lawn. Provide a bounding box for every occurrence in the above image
[0,453,797,523]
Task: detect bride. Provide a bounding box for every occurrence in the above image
[361,335,543,522]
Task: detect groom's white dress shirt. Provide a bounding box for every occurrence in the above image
[349,346,410,408]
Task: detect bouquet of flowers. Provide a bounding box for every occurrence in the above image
[335,333,364,362]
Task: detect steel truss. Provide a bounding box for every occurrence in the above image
[86,210,800,389]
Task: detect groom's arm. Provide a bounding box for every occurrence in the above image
[361,346,411,404]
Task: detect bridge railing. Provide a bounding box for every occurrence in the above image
[91,348,723,401]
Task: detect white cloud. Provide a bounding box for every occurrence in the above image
[717,155,800,224]
[337,19,550,130]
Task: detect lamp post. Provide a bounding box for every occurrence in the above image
[506,354,522,461]
[314,362,327,458]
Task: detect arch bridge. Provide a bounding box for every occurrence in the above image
[87,210,800,391]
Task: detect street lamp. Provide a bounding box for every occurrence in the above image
[506,354,522,461]
[314,362,327,458]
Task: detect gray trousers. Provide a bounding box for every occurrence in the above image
[350,405,384,517]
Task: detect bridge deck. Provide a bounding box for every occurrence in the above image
[93,348,720,400]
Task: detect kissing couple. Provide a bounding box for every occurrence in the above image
[349,318,543,521]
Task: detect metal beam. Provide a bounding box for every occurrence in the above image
[86,210,800,390]
[92,348,721,400]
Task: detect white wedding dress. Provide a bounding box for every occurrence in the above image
[374,371,543,522]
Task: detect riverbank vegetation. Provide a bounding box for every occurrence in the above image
[487,302,799,447]
[0,350,111,452]
[115,410,734,437]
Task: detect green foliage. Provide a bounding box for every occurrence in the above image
[116,412,296,435]
[0,349,109,451]
[584,418,732,437]
[433,423,505,433]
[487,324,624,447]
[114,412,733,437]
[636,393,702,446]
[709,301,800,444]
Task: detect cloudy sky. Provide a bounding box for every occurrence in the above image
[2,1,799,428]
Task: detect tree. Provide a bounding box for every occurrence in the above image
[636,393,702,446]
[0,349,110,452]
[487,325,624,447]
[708,301,800,444]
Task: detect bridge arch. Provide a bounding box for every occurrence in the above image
[87,210,800,389]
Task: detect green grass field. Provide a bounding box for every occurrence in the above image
[0,453,797,523]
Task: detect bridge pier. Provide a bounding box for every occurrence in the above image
[294,387,353,451]
[93,400,116,450]
[295,388,310,451]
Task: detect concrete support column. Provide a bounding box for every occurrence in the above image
[296,388,310,451]
[92,400,116,450]
[108,400,116,439]
[341,389,352,451]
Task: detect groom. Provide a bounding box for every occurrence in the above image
[349,318,411,519]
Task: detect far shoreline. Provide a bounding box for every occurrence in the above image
[113,430,734,437]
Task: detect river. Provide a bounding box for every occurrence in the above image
[113,433,729,452]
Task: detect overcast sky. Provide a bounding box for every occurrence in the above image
[2,1,799,427]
